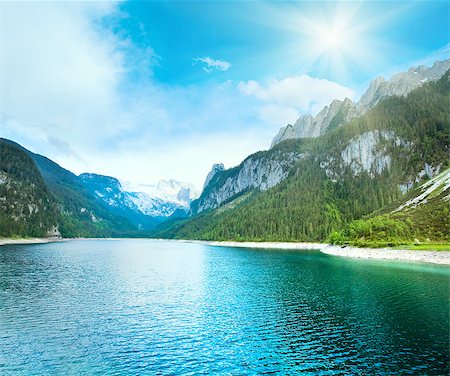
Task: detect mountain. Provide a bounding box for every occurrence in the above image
[271,59,450,146]
[158,67,450,242]
[192,151,301,214]
[78,173,159,230]
[188,62,450,216]
[80,174,198,229]
[120,179,198,216]
[0,139,59,237]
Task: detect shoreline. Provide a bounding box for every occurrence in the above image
[1,237,449,265]
[181,240,450,265]
[320,245,450,265]
[0,237,63,246]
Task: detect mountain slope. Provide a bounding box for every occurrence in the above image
[158,69,450,242]
[190,66,449,217]
[0,138,136,237]
[0,138,199,236]
[0,139,59,237]
[330,168,450,247]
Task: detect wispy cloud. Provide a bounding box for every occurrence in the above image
[193,57,231,73]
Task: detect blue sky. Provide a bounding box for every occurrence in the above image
[0,1,449,188]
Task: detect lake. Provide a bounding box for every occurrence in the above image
[0,239,448,374]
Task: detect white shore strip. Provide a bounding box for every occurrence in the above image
[185,240,450,265]
[321,245,450,265]
[0,238,62,246]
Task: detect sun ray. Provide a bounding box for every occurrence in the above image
[247,1,417,86]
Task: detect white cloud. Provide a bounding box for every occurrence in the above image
[193,57,231,73]
[0,2,126,143]
[238,75,354,119]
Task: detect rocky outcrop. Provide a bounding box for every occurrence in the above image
[46,226,62,238]
[271,59,450,147]
[358,60,450,112]
[202,163,225,192]
[194,151,303,213]
[271,98,358,147]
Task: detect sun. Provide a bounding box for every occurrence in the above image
[318,27,346,52]
[266,1,390,82]
[258,1,394,83]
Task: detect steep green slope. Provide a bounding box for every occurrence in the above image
[158,71,450,242]
[0,140,59,237]
[330,168,450,247]
[1,139,136,237]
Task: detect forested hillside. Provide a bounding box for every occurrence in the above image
[157,70,450,242]
[0,139,136,237]
[0,140,59,237]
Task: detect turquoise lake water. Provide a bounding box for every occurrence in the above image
[0,239,448,374]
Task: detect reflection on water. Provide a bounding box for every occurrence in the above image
[0,240,448,374]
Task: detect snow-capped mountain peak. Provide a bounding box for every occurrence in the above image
[120,179,199,209]
[80,174,199,228]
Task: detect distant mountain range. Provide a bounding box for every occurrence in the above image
[0,139,198,237]
[80,173,198,230]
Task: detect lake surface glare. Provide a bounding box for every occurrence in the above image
[0,239,448,374]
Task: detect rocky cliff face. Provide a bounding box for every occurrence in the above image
[194,151,302,213]
[318,130,409,181]
[340,131,394,177]
[271,59,450,147]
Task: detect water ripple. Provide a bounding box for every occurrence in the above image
[0,240,448,375]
